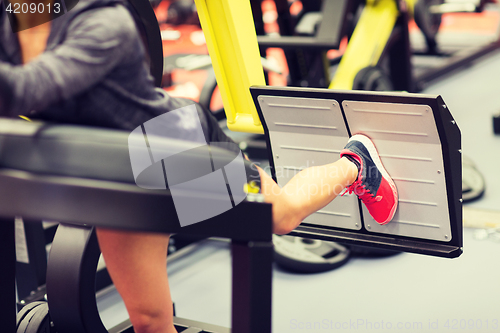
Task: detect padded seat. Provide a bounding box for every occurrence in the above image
[0,118,244,186]
[0,119,136,183]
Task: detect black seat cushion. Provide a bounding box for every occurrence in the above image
[0,119,250,186]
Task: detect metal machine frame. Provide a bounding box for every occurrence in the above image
[251,86,462,258]
[194,0,462,257]
[0,167,273,333]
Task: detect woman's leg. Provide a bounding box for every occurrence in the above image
[95,157,359,332]
[95,229,176,333]
[94,158,357,332]
[95,126,396,332]
[258,156,358,235]
[259,134,399,234]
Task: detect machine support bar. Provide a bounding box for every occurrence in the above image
[231,240,273,333]
[0,218,16,333]
[194,0,266,133]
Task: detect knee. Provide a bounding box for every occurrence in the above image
[128,307,175,333]
[273,212,302,235]
[272,196,305,235]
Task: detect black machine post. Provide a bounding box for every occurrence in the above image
[387,10,414,92]
[0,218,16,333]
[232,240,274,333]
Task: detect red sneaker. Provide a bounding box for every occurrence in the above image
[340,134,398,225]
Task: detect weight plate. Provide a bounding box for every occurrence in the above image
[352,66,393,91]
[17,302,53,333]
[25,303,52,333]
[273,235,351,273]
[17,303,42,333]
[16,302,45,332]
[462,155,485,203]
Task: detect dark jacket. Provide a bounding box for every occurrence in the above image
[0,0,228,143]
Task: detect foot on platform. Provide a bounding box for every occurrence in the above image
[341,134,398,225]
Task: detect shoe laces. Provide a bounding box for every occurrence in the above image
[342,178,382,204]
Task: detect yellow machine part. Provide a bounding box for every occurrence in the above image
[194,0,266,134]
[329,0,399,90]
[195,0,409,131]
[406,0,417,18]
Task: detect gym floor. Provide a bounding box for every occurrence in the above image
[97,8,500,333]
